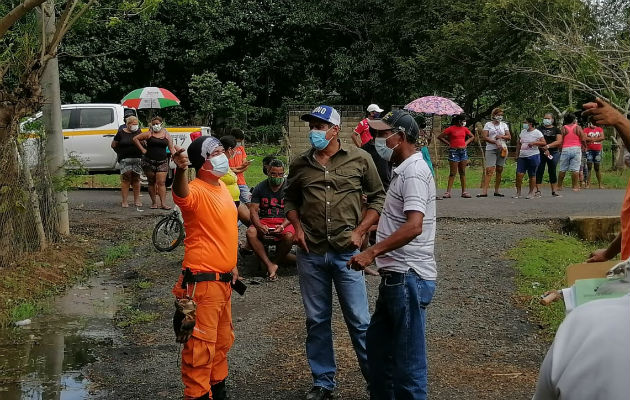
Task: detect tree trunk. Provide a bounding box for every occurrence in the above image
[614,129,626,169]
[16,142,47,250]
[41,0,69,236]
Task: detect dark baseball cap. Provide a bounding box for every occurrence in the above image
[367,110,419,139]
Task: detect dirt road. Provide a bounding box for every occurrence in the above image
[64,190,557,400]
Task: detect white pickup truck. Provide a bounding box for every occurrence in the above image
[22,103,210,177]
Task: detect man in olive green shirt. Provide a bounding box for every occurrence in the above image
[285,105,385,400]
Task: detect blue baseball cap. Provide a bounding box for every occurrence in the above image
[301,105,341,126]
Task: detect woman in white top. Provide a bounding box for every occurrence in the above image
[478,107,511,197]
[514,118,546,198]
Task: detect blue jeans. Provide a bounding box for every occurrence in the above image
[367,270,436,400]
[296,248,370,390]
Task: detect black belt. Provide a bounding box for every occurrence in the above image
[181,268,233,288]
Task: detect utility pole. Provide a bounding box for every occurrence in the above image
[41,0,70,235]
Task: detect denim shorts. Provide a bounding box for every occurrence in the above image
[586,150,602,164]
[448,148,468,162]
[517,154,540,177]
[238,184,251,204]
[559,146,582,172]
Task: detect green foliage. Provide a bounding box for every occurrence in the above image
[104,244,132,265]
[9,301,38,322]
[189,71,253,127]
[249,124,283,144]
[243,143,287,187]
[506,232,599,334]
[11,0,618,131]
[137,281,153,289]
[116,306,158,328]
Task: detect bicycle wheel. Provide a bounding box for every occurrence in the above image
[152,216,185,252]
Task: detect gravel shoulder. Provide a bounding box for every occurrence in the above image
[71,190,550,399]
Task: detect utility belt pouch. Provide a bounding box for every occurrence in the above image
[181,267,194,289]
[173,295,196,344]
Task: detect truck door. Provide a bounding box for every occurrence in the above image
[63,106,119,171]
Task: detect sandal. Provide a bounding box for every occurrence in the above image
[475,194,488,198]
[461,192,471,198]
[442,192,452,198]
[150,204,159,209]
[161,205,172,210]
[494,192,505,197]
[266,273,278,282]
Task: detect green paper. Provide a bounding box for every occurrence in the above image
[574,278,629,307]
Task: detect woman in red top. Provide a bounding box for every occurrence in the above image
[584,118,605,188]
[438,114,475,198]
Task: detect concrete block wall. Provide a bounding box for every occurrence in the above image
[286,105,364,162]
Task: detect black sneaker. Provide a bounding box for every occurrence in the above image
[306,386,333,400]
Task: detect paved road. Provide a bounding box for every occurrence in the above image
[436,187,625,220]
[69,187,626,221]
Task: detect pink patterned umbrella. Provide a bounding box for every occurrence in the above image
[404,96,463,116]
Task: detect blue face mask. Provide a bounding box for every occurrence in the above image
[542,118,552,126]
[522,123,529,130]
[372,112,381,119]
[309,128,332,150]
[202,153,230,177]
[374,133,399,161]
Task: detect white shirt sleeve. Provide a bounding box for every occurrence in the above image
[532,343,559,400]
[401,161,430,215]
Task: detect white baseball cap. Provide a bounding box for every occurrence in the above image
[367,104,384,113]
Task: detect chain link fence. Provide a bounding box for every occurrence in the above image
[0,125,60,268]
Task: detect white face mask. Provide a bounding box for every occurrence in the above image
[202,154,230,177]
[374,133,399,161]
[494,115,503,122]
[129,124,139,131]
[152,124,162,132]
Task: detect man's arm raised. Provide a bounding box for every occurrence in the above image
[172,147,190,198]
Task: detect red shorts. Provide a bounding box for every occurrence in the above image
[260,218,295,241]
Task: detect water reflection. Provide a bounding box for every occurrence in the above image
[0,274,120,399]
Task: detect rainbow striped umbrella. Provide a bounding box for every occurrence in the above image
[121,87,180,109]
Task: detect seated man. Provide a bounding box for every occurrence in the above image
[246,159,294,281]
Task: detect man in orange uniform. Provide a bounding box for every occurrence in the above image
[171,136,239,400]
[584,98,630,263]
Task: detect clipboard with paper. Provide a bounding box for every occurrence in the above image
[541,259,630,313]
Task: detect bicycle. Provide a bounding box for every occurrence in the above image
[152,205,185,252]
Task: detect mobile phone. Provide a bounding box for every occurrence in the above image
[231,279,247,296]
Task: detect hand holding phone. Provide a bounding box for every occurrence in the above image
[231,279,247,296]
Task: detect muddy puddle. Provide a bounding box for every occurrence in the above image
[0,272,123,399]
